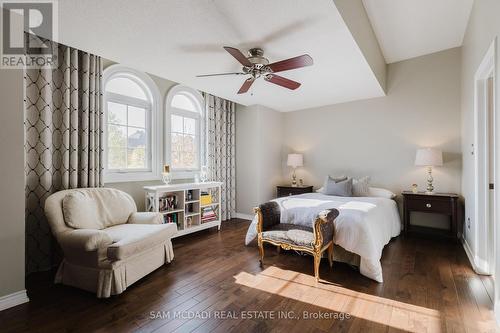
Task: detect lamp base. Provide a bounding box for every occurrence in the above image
[291,168,298,187]
[426,166,435,194]
[425,191,435,195]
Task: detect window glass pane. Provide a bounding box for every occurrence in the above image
[171,114,183,133]
[171,93,196,112]
[108,102,127,125]
[106,77,148,100]
[108,147,126,169]
[171,151,181,168]
[183,135,195,152]
[171,133,183,152]
[184,117,196,135]
[128,127,146,148]
[183,152,196,169]
[108,125,127,147]
[127,148,146,169]
[128,106,146,128]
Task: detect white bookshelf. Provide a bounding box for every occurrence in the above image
[143,182,222,238]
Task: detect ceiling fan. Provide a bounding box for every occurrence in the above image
[196,47,313,94]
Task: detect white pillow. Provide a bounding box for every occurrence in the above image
[62,192,104,229]
[368,187,396,199]
[352,176,370,196]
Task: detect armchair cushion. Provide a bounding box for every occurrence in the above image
[106,223,177,260]
[63,192,104,229]
[58,229,113,251]
[60,189,137,229]
[128,212,163,225]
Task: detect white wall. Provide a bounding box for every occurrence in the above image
[0,68,26,299]
[236,104,284,215]
[283,48,462,228]
[460,0,500,311]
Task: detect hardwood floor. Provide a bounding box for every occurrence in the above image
[0,219,497,333]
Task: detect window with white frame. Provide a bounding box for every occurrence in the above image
[166,85,204,174]
[103,65,160,182]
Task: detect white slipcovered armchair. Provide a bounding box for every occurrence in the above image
[44,188,177,298]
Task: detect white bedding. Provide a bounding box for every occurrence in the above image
[244,193,401,282]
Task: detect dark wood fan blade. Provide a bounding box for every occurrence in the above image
[197,72,245,77]
[223,46,252,67]
[267,54,313,73]
[264,74,301,90]
[237,78,254,94]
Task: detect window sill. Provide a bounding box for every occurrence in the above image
[104,171,160,183]
[171,170,200,180]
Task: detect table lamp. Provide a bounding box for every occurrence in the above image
[287,153,303,187]
[415,148,443,194]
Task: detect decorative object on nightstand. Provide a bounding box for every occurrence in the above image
[287,153,303,187]
[402,191,460,241]
[277,185,313,198]
[162,164,172,184]
[415,148,443,194]
[411,183,418,193]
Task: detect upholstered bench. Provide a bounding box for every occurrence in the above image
[254,201,339,281]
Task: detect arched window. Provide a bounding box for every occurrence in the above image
[166,85,204,174]
[103,65,160,182]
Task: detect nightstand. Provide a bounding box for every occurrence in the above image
[402,191,460,241]
[277,185,313,198]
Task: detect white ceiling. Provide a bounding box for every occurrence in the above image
[362,0,473,64]
[57,0,385,112]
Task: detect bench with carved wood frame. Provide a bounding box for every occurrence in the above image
[254,202,339,282]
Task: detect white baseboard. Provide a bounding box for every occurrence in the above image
[461,237,491,275]
[0,290,29,312]
[235,212,254,220]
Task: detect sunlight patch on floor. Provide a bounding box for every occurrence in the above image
[234,266,442,332]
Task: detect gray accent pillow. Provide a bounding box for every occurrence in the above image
[328,175,347,183]
[323,177,353,197]
[317,175,348,193]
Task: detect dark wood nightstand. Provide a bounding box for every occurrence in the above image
[402,191,460,241]
[277,185,313,198]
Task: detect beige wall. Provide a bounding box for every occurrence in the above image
[236,104,284,215]
[0,68,26,297]
[460,0,500,274]
[283,48,462,228]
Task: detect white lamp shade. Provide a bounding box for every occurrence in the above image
[287,153,303,168]
[415,148,443,167]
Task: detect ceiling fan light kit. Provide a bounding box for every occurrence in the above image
[197,46,313,94]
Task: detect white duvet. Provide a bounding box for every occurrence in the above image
[244,193,401,282]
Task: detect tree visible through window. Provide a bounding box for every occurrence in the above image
[105,75,151,171]
[167,87,203,171]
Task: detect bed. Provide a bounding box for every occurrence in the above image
[245,193,401,282]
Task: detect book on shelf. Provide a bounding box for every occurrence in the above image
[201,206,218,223]
[200,191,212,205]
[163,213,182,229]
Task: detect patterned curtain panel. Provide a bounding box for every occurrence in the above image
[205,94,236,220]
[25,41,103,273]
